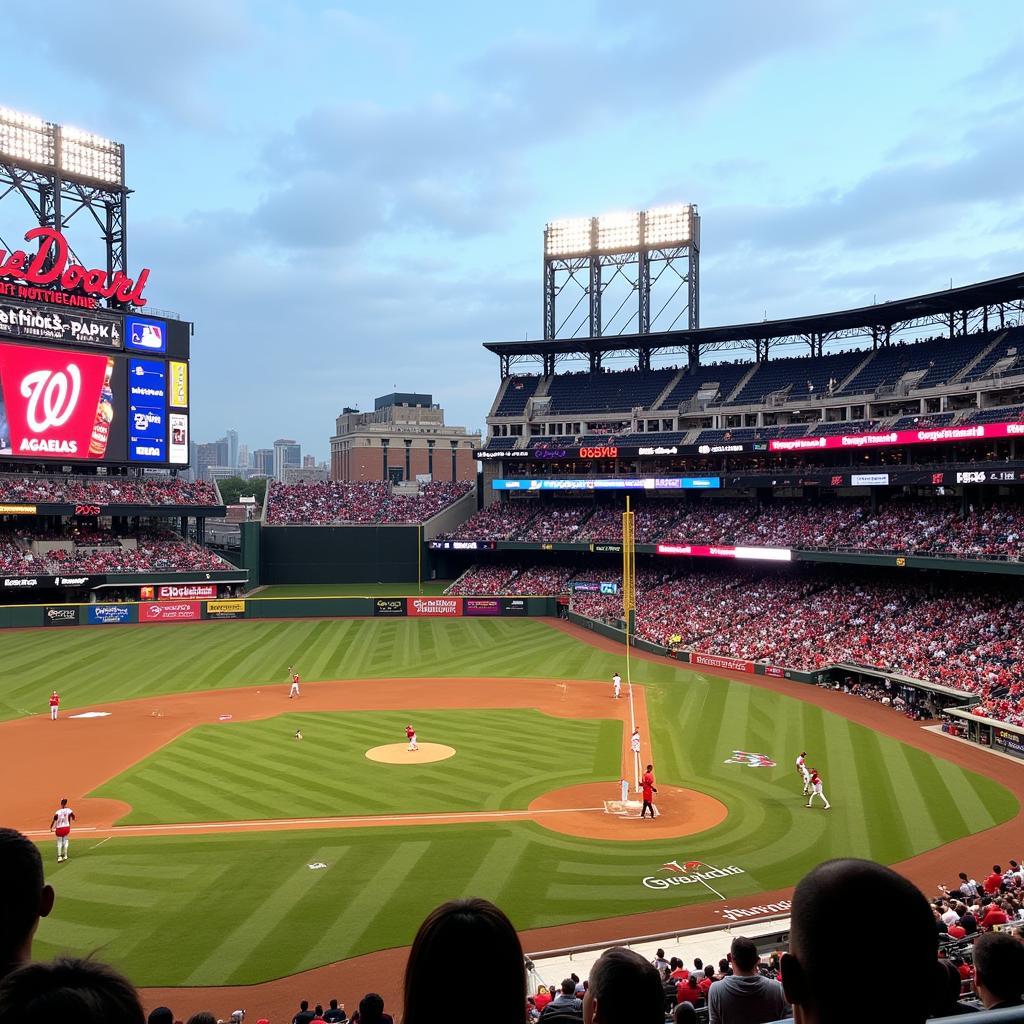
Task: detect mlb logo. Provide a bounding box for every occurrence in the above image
[126,315,167,353]
[132,323,163,349]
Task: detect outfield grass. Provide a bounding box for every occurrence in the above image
[0,618,643,722]
[4,618,1017,987]
[91,709,622,824]
[251,582,453,598]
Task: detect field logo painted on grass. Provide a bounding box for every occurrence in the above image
[643,859,745,895]
[717,898,792,923]
[723,750,776,767]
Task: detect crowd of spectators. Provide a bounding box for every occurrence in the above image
[3,826,1022,1024]
[446,498,1024,561]
[0,527,229,575]
[265,481,472,525]
[0,475,219,506]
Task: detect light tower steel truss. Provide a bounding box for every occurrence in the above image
[0,108,129,306]
[544,206,700,351]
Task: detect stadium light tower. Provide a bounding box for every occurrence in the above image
[0,106,129,302]
[543,203,700,346]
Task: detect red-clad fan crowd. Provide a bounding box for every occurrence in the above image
[0,527,230,575]
[0,475,219,506]
[265,480,472,525]
[447,498,1024,561]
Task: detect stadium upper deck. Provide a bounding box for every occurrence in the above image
[482,274,1024,465]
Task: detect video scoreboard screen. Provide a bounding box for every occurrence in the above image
[0,301,190,468]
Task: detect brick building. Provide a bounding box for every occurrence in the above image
[330,393,479,483]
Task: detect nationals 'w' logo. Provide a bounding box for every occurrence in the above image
[723,750,776,767]
[20,365,81,431]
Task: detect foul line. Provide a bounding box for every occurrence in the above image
[20,805,607,839]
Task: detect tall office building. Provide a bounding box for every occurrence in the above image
[251,449,274,477]
[226,430,239,470]
[273,439,302,481]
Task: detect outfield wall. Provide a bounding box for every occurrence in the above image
[0,594,558,629]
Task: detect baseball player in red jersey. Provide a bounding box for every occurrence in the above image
[49,691,60,721]
[805,768,831,810]
[640,764,658,818]
[288,666,301,699]
[406,724,418,751]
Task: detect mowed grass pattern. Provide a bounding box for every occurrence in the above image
[90,709,622,824]
[5,618,1016,987]
[0,618,626,721]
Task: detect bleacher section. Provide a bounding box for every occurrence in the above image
[840,335,980,395]
[964,327,1024,381]
[657,362,750,409]
[545,368,676,413]
[494,375,540,415]
[731,349,865,404]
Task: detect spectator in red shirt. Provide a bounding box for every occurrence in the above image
[983,866,1004,895]
[699,965,717,997]
[678,975,704,1006]
[980,902,1009,930]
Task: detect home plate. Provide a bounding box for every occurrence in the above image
[69,711,111,719]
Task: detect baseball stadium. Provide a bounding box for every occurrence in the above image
[3,56,1024,1024]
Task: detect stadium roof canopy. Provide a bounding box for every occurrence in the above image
[485,271,1024,375]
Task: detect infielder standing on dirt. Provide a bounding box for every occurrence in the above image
[288,667,301,699]
[49,691,60,721]
[613,672,621,699]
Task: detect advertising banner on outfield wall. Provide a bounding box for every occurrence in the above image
[157,584,218,600]
[464,597,501,616]
[140,601,201,622]
[206,599,246,619]
[692,652,755,673]
[764,665,785,677]
[45,606,78,626]
[373,598,407,617]
[407,597,463,617]
[502,598,528,616]
[87,604,132,625]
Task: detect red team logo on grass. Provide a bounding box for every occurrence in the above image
[723,750,777,767]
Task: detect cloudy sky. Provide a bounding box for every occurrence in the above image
[3,1,1023,459]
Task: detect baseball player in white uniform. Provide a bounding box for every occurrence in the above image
[631,728,641,755]
[288,666,301,699]
[620,778,629,803]
[796,751,811,796]
[805,769,831,809]
[613,672,622,699]
[50,798,75,862]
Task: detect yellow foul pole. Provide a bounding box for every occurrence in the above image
[622,496,637,787]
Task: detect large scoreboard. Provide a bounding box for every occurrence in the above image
[0,298,190,468]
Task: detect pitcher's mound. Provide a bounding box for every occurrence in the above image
[365,743,456,764]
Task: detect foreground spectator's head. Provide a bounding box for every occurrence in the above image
[728,936,760,975]
[973,931,1024,1009]
[673,1002,697,1024]
[185,1015,216,1024]
[403,898,524,1024]
[583,946,664,1024]
[356,993,386,1024]
[781,859,937,1024]
[0,829,55,980]
[147,1008,174,1024]
[0,956,144,1024]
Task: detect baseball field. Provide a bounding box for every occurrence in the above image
[1,613,1021,1015]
